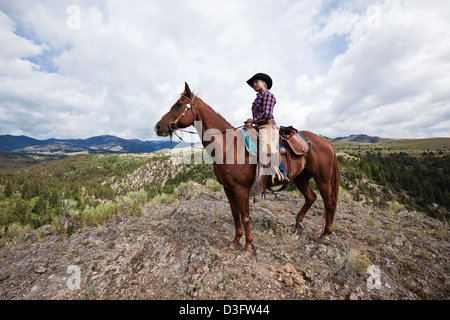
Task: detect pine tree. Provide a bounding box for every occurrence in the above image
[4,181,13,197]
[15,199,30,225]
[49,190,60,208]
[21,181,30,199]
[33,196,47,215]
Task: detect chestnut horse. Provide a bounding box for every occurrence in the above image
[155,83,339,252]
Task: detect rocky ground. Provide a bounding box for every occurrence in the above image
[0,183,448,300]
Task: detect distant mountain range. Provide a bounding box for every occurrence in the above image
[332,134,388,143]
[0,134,195,154]
[0,133,388,154]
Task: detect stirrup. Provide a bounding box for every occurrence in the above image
[271,167,284,185]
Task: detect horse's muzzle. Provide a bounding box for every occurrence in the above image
[154,123,171,137]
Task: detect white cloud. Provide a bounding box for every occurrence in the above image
[298,0,450,138]
[311,8,361,42]
[0,0,449,140]
[0,12,44,60]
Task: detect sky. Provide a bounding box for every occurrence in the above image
[0,0,449,140]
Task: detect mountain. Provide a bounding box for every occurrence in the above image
[0,134,194,153]
[0,135,48,151]
[333,134,389,143]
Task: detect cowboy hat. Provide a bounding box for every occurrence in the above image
[246,73,273,90]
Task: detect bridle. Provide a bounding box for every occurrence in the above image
[167,94,245,142]
[167,95,197,142]
[168,95,196,132]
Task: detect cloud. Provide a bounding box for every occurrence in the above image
[297,0,450,138]
[0,0,449,140]
[311,8,361,42]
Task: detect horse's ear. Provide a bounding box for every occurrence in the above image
[184,82,192,97]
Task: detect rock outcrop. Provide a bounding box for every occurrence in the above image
[0,184,448,300]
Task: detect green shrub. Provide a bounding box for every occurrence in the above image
[205,178,222,192]
[347,249,371,274]
[2,222,33,241]
[385,201,404,213]
[79,203,118,227]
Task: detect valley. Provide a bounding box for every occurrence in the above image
[0,136,448,300]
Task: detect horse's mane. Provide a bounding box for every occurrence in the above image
[185,91,234,131]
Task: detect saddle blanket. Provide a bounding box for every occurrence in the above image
[240,128,311,157]
[240,128,259,156]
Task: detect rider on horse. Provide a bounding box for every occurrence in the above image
[247,73,288,183]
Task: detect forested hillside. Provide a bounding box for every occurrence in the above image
[1,139,449,237]
[0,142,449,301]
[0,151,215,232]
[337,152,449,222]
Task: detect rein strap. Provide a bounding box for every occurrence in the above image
[168,94,245,142]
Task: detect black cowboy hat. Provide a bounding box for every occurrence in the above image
[247,73,273,90]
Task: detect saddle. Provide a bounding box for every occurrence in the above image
[279,126,311,156]
[240,124,311,192]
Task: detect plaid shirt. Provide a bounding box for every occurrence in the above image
[252,90,276,124]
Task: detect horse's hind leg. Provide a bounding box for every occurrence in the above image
[316,181,337,244]
[293,171,317,234]
[224,187,243,249]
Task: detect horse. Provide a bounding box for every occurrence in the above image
[155,83,339,253]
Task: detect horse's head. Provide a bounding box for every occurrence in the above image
[154,82,196,137]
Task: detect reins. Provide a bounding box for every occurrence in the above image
[168,94,245,143]
[168,95,197,142]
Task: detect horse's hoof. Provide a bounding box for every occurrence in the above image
[317,236,330,245]
[229,241,242,250]
[242,244,256,257]
[295,221,305,234]
[251,243,257,256]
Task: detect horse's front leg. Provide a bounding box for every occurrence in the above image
[224,187,243,249]
[234,186,253,253]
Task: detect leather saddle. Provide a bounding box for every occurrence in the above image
[279,126,311,156]
[241,124,311,191]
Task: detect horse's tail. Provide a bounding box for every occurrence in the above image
[331,151,340,206]
[321,144,340,229]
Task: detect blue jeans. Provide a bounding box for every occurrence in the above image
[279,161,287,175]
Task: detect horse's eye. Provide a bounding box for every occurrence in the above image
[176,102,183,107]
